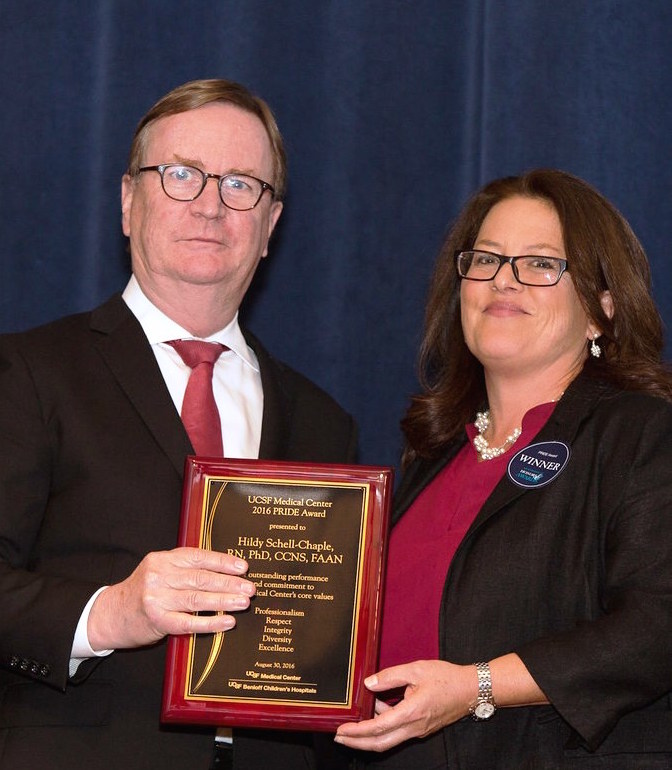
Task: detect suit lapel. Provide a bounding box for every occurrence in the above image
[465,374,606,537]
[90,295,192,477]
[243,329,289,460]
[392,448,460,525]
[396,374,607,537]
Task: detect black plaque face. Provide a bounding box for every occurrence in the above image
[162,459,392,731]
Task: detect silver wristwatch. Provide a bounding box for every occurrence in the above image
[469,661,496,720]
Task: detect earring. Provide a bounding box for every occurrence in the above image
[590,334,601,358]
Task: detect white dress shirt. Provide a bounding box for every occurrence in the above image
[70,276,264,665]
[123,274,263,459]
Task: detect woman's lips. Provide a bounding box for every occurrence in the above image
[484,301,529,317]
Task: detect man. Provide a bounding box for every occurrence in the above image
[0,79,356,769]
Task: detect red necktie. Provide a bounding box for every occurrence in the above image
[167,340,227,456]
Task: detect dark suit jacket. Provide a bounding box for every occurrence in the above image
[344,373,672,770]
[0,294,357,770]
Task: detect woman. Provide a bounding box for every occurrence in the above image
[333,170,672,768]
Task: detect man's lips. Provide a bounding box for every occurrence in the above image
[181,236,225,246]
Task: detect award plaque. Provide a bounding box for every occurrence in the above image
[161,458,393,732]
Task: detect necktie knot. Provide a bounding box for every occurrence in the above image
[167,339,227,369]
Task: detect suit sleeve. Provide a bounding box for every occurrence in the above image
[0,339,101,691]
[516,397,672,749]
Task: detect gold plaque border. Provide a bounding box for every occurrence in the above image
[182,475,371,710]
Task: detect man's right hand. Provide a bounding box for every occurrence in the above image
[87,547,256,650]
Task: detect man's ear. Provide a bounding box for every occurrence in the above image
[261,200,283,258]
[121,174,134,237]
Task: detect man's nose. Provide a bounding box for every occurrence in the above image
[191,177,225,217]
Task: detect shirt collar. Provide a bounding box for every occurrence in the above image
[122,275,259,371]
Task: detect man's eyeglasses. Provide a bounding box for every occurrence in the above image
[136,164,275,211]
[455,250,568,287]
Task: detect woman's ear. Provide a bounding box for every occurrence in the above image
[599,290,614,320]
[587,291,614,341]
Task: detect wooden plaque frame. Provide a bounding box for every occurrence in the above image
[161,458,392,732]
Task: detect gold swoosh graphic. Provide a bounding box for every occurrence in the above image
[193,481,227,693]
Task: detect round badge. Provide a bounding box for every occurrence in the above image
[507,441,570,489]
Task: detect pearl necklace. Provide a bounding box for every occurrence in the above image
[473,410,522,461]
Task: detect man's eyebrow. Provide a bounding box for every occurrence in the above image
[170,154,204,168]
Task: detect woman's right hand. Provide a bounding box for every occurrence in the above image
[334,660,476,753]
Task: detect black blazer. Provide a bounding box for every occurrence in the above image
[373,373,672,769]
[0,294,357,770]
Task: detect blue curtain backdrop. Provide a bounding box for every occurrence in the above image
[2,0,671,470]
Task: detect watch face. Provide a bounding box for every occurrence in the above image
[474,701,495,720]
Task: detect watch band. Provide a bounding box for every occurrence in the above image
[469,661,496,720]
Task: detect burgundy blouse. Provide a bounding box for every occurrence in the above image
[378,401,556,670]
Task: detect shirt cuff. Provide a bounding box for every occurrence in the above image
[70,586,115,663]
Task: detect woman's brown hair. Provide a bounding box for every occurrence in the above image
[402,169,672,465]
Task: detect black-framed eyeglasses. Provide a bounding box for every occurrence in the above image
[455,250,569,287]
[136,164,275,211]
